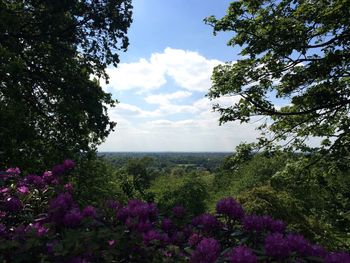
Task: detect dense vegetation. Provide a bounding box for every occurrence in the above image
[0,0,132,170]
[1,0,350,261]
[100,151,350,251]
[1,161,349,262]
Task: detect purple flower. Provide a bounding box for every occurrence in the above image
[262,215,286,233]
[216,197,244,220]
[25,175,45,189]
[49,192,74,224]
[117,200,158,223]
[286,234,310,256]
[64,183,74,192]
[5,197,22,212]
[192,213,221,232]
[172,205,186,218]
[108,240,116,246]
[190,238,221,263]
[242,215,286,233]
[27,223,49,237]
[63,208,82,227]
[265,233,290,259]
[42,171,55,184]
[52,164,66,176]
[136,220,153,233]
[63,159,75,170]
[6,167,21,174]
[46,240,59,254]
[188,233,202,247]
[170,230,187,245]
[228,246,257,263]
[0,223,6,237]
[308,244,327,258]
[82,205,96,218]
[325,252,350,263]
[106,199,120,210]
[242,215,265,232]
[17,185,29,195]
[0,187,9,194]
[161,218,174,233]
[142,230,168,245]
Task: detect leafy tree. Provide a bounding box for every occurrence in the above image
[0,0,133,170]
[205,0,350,157]
[150,174,208,216]
[126,157,157,199]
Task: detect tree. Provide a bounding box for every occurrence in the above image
[0,0,133,170]
[205,0,350,158]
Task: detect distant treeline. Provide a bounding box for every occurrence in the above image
[99,152,231,172]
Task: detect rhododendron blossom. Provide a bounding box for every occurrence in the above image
[0,161,349,262]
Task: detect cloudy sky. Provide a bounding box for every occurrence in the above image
[98,0,261,152]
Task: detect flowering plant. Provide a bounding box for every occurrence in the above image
[0,161,349,262]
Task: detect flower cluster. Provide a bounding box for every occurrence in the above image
[216,197,245,221]
[0,161,349,262]
[242,214,286,233]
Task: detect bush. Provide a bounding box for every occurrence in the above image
[150,174,208,216]
[0,162,349,262]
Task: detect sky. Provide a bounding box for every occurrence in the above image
[98,0,262,152]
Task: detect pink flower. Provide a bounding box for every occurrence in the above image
[64,183,73,192]
[82,206,97,218]
[28,223,49,237]
[0,187,9,194]
[18,186,29,195]
[6,167,21,174]
[63,159,75,170]
[108,240,116,246]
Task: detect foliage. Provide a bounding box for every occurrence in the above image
[0,0,133,170]
[222,143,254,171]
[270,157,350,250]
[103,152,228,173]
[205,0,350,156]
[208,152,350,250]
[237,185,340,250]
[212,151,290,203]
[1,162,349,262]
[70,155,128,207]
[150,173,209,216]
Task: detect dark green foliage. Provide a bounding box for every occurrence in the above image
[236,185,343,250]
[270,157,350,249]
[126,157,157,198]
[71,156,128,206]
[214,151,290,195]
[103,152,229,172]
[222,143,254,171]
[205,0,350,156]
[151,173,209,216]
[0,0,133,170]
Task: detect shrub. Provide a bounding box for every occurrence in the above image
[0,162,349,262]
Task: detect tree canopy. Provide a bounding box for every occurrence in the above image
[205,0,350,157]
[0,0,133,169]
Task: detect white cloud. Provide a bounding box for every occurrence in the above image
[99,109,261,152]
[145,91,192,105]
[109,93,242,120]
[105,58,166,91]
[104,47,222,92]
[98,48,259,152]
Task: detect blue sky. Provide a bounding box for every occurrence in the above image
[98,0,261,152]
